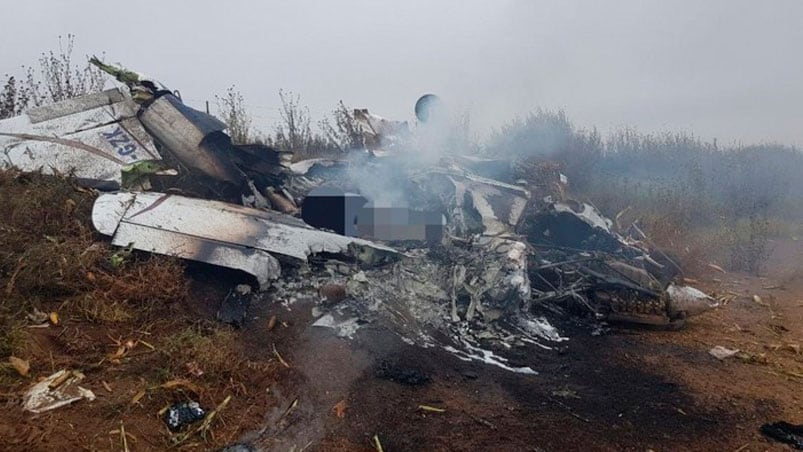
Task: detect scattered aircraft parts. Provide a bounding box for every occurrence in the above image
[1,57,718,353]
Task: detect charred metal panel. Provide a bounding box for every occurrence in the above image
[413,169,530,237]
[92,192,398,288]
[113,223,281,289]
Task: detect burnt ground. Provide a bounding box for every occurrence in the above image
[1,171,803,452]
[232,238,803,452]
[249,314,768,452]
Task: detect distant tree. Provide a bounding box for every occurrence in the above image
[272,89,315,154]
[215,85,252,144]
[485,109,602,190]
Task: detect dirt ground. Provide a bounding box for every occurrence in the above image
[252,239,803,452]
[3,191,803,451]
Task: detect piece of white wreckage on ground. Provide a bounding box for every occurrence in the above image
[709,345,740,360]
[23,369,96,413]
[92,191,399,289]
[666,283,719,318]
[0,88,162,189]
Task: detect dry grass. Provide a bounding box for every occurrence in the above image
[581,176,800,276]
[0,169,189,357]
[0,322,28,361]
[0,169,281,450]
[72,294,134,323]
[634,212,727,276]
[612,208,803,277]
[0,317,30,386]
[163,324,246,380]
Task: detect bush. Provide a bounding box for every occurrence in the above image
[485,109,602,191]
[0,34,105,119]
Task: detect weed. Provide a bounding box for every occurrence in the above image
[0,320,28,359]
[73,294,133,323]
[163,324,243,380]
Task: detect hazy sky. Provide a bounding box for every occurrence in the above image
[4,0,802,145]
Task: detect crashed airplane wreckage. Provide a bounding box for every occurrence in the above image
[0,58,717,372]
